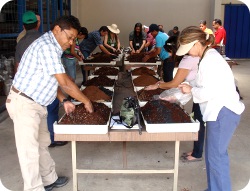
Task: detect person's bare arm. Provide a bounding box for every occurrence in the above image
[136,40,146,53]
[57,87,76,115]
[129,41,135,54]
[54,73,93,113]
[144,41,150,48]
[117,37,121,51]
[103,34,116,52]
[145,68,190,90]
[142,47,161,62]
[70,41,82,61]
[159,68,190,89]
[99,44,112,55]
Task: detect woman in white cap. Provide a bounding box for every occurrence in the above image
[104,24,121,53]
[177,26,244,191]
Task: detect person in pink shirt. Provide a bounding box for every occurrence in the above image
[143,25,156,51]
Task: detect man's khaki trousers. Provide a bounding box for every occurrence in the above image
[6,89,58,191]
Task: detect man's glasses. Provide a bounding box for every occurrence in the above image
[62,29,76,43]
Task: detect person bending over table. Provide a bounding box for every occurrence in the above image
[142,24,174,82]
[79,26,116,84]
[104,23,121,53]
[143,25,156,52]
[177,26,244,191]
[145,42,204,162]
[15,11,68,149]
[129,22,147,54]
[6,15,93,191]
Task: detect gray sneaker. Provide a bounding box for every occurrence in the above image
[44,176,69,191]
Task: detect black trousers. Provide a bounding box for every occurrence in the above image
[192,103,206,158]
[162,58,175,82]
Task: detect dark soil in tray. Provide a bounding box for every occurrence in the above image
[93,66,119,75]
[141,100,191,123]
[137,88,165,101]
[84,52,115,63]
[59,102,111,125]
[133,74,159,86]
[131,67,156,76]
[126,53,156,63]
[84,75,115,87]
[82,86,112,102]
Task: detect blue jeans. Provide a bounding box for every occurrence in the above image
[81,51,90,83]
[205,107,241,191]
[192,103,205,158]
[162,58,175,82]
[62,57,76,80]
[47,98,59,143]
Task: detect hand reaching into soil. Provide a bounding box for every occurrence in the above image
[64,101,76,115]
[142,55,150,62]
[144,84,157,90]
[84,101,94,113]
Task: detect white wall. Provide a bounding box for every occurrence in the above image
[71,0,244,48]
[71,0,213,47]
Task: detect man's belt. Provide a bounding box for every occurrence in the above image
[11,86,34,101]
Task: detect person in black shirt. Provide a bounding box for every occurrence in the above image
[168,26,180,37]
[129,23,147,54]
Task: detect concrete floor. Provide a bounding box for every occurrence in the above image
[0,60,249,191]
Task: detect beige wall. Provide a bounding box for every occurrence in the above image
[71,0,243,48]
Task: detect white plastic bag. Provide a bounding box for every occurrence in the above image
[159,88,192,105]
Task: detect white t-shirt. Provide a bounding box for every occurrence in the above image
[178,55,199,85]
[191,49,245,121]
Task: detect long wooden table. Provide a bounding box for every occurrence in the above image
[55,130,198,191]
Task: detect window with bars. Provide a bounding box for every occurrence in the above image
[0,0,71,57]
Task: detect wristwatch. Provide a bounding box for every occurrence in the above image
[157,83,160,88]
[61,98,68,105]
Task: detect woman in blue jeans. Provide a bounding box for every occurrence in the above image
[177,26,245,191]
